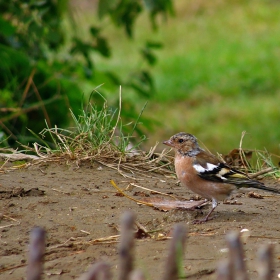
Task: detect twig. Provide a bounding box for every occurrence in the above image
[108,85,122,143]
[129,270,146,280]
[3,215,19,222]
[249,167,276,179]
[216,259,233,280]
[20,68,36,107]
[77,262,111,280]
[0,156,10,170]
[31,80,51,128]
[118,211,135,280]
[0,223,21,229]
[51,188,71,195]
[27,227,45,280]
[128,183,177,200]
[0,120,17,139]
[239,131,248,171]
[0,96,60,123]
[0,153,39,162]
[148,161,172,172]
[162,224,187,280]
[48,237,76,249]
[134,221,151,238]
[0,264,27,273]
[257,244,273,280]
[110,180,153,207]
[89,235,120,244]
[184,268,215,278]
[226,232,248,280]
[0,215,20,229]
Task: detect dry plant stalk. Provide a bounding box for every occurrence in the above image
[0,215,20,229]
[128,182,177,200]
[118,211,135,280]
[110,180,153,207]
[129,270,146,280]
[27,227,45,280]
[226,232,248,280]
[111,180,207,211]
[218,232,274,280]
[216,259,233,280]
[162,224,187,280]
[239,131,249,171]
[257,244,273,280]
[22,213,275,280]
[77,262,111,280]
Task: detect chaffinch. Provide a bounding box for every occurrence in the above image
[163,132,280,224]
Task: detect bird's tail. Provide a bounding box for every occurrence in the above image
[248,181,280,194]
[238,180,280,194]
[227,177,280,194]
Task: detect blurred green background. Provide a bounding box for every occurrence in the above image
[1,0,280,155]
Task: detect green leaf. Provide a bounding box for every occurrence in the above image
[105,71,121,85]
[0,16,16,37]
[98,0,118,19]
[146,41,163,49]
[90,26,100,37]
[96,37,111,57]
[141,48,157,65]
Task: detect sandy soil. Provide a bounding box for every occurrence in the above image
[0,160,279,279]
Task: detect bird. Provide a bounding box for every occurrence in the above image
[163,132,280,223]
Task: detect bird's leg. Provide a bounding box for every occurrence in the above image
[192,199,218,224]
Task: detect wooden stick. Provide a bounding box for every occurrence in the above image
[226,232,248,280]
[77,262,111,280]
[257,244,273,280]
[27,227,45,280]
[249,167,275,179]
[162,224,187,280]
[118,211,135,280]
[129,270,146,280]
[216,259,233,280]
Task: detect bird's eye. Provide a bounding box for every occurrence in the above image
[178,139,184,143]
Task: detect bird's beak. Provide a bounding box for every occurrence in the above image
[163,139,173,147]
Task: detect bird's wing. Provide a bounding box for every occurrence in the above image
[193,150,253,184]
[193,151,280,193]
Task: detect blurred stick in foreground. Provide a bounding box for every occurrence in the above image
[129,270,146,280]
[118,211,135,280]
[27,227,45,280]
[216,259,233,280]
[162,224,187,280]
[226,232,248,280]
[78,262,111,280]
[24,214,275,280]
[257,244,273,280]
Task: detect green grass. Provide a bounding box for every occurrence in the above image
[153,1,280,101]
[19,91,175,178]
[26,90,147,158]
[19,89,278,178]
[68,0,280,155]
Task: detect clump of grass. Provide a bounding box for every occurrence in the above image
[239,132,280,179]
[24,87,173,178]
[220,131,280,179]
[253,150,280,179]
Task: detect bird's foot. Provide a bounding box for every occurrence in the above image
[192,206,216,224]
[192,216,214,224]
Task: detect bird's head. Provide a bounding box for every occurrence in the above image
[163,132,201,156]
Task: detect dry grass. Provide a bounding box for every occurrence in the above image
[1,90,279,180]
[1,88,175,178]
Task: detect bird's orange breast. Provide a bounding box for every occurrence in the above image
[174,154,235,201]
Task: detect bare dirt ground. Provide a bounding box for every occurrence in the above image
[0,160,280,279]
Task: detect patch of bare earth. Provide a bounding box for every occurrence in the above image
[0,162,279,279]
